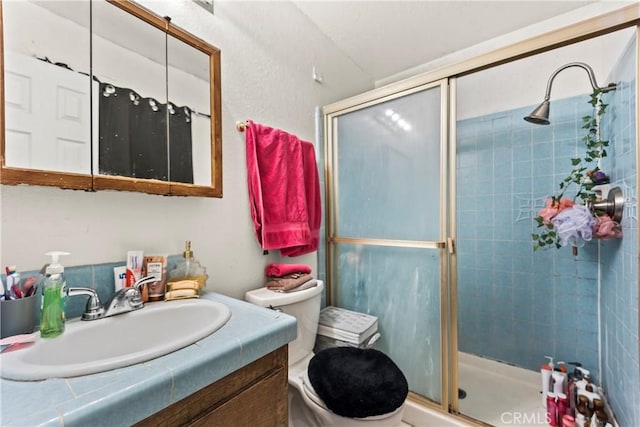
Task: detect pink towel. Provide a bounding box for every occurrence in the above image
[280,141,321,257]
[245,120,311,250]
[265,263,312,277]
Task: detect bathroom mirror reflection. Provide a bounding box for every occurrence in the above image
[1,0,222,197]
[454,26,636,425]
[167,33,212,186]
[92,0,168,181]
[3,0,91,174]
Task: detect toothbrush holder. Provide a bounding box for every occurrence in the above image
[0,294,38,338]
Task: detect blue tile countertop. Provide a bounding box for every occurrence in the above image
[0,293,297,427]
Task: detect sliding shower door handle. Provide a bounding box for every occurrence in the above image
[331,236,447,250]
[447,237,456,254]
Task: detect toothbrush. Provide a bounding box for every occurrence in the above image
[22,277,37,297]
[11,284,22,299]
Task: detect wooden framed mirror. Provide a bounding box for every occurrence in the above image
[0,0,222,198]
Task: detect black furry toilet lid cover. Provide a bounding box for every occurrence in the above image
[307,347,409,419]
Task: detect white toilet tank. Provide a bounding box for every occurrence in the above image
[245,281,324,365]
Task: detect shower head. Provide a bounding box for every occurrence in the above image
[524,62,616,125]
[524,100,550,125]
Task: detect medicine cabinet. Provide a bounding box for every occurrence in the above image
[0,0,222,197]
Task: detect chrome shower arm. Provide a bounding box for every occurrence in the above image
[525,61,616,125]
[542,62,615,101]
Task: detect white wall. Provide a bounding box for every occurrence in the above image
[0,0,373,299]
[457,28,635,120]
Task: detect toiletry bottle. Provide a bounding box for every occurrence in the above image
[541,356,554,407]
[553,369,566,395]
[562,414,576,427]
[547,392,558,427]
[567,362,583,415]
[557,392,569,419]
[557,361,567,392]
[575,367,591,401]
[40,251,69,338]
[167,241,208,291]
[575,395,589,427]
[593,399,608,427]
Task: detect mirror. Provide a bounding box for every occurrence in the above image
[2,1,92,181]
[0,0,222,197]
[92,0,168,182]
[168,33,212,187]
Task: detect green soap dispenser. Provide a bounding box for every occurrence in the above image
[40,251,69,338]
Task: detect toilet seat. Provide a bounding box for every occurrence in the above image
[301,369,403,422]
[307,347,408,419]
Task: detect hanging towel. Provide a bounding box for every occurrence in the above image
[280,141,322,257]
[245,120,311,251]
[265,263,312,277]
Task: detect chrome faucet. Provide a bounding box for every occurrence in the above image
[67,276,157,321]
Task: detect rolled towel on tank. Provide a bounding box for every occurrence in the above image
[278,279,318,293]
[265,263,311,277]
[266,273,313,291]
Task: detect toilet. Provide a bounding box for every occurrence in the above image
[245,281,407,427]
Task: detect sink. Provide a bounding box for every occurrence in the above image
[0,298,231,381]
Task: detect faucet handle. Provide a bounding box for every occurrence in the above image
[124,276,155,310]
[67,287,105,320]
[133,275,157,291]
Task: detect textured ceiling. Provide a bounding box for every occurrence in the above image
[293,1,600,81]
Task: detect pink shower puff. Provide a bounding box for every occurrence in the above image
[551,204,596,247]
[538,197,575,224]
[594,214,623,240]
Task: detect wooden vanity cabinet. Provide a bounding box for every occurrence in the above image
[136,345,288,427]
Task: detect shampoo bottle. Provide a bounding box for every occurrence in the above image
[553,369,567,395]
[593,399,608,427]
[40,251,69,338]
[547,392,558,427]
[575,367,591,398]
[541,356,554,407]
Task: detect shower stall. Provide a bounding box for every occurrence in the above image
[322,13,639,426]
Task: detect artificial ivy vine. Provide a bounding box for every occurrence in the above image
[532,88,610,250]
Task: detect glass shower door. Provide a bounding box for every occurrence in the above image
[327,80,448,405]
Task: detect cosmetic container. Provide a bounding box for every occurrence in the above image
[557,392,568,419]
[167,241,208,299]
[553,370,566,395]
[562,414,576,427]
[547,392,558,426]
[540,356,554,407]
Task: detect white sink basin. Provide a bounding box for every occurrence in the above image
[1,298,231,381]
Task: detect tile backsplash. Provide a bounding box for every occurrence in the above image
[2,255,183,325]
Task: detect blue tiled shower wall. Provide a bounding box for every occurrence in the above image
[598,36,639,426]
[456,42,638,423]
[457,94,601,379]
[1,255,183,326]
